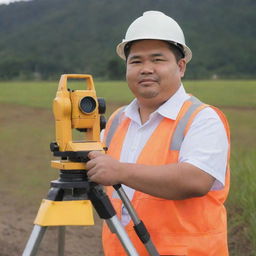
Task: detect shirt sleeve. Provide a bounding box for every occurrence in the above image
[178,107,229,190]
[100,129,105,143]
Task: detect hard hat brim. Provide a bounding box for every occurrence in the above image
[116,39,192,63]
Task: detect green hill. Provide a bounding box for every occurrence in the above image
[0,0,255,80]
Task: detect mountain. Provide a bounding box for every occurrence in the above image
[0,0,255,80]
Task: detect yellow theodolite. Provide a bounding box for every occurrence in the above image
[50,74,106,169]
[37,74,107,227]
[51,74,106,167]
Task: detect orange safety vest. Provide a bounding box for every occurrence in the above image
[102,96,230,256]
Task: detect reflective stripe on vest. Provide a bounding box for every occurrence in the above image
[106,96,204,151]
[105,106,126,148]
[170,96,203,150]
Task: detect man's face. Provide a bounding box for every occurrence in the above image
[126,40,186,106]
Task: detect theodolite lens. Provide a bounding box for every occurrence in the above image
[79,96,97,114]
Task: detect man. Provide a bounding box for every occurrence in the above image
[87,11,230,256]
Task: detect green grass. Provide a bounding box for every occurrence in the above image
[0,79,256,255]
[0,104,55,203]
[0,79,255,109]
[0,80,133,109]
[227,150,256,255]
[185,80,256,108]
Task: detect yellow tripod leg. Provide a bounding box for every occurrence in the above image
[34,199,94,226]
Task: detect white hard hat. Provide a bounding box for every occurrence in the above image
[116,11,192,63]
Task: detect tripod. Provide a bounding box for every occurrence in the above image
[22,166,159,256]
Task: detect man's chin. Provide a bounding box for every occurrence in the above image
[139,91,159,99]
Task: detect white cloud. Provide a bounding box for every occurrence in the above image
[0,0,31,5]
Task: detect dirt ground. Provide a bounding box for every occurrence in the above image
[0,192,103,255]
[0,103,104,255]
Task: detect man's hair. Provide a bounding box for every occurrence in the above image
[124,40,185,63]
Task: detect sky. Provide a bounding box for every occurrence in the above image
[0,0,31,4]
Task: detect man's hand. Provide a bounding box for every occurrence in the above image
[86,151,122,186]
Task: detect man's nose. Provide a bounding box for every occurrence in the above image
[140,61,154,74]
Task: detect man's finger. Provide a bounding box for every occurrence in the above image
[87,168,96,178]
[88,150,102,159]
[86,158,95,170]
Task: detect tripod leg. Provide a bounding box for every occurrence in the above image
[22,225,47,256]
[88,184,139,256]
[114,184,159,256]
[106,215,139,256]
[58,226,65,256]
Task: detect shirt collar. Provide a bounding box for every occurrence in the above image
[124,84,190,122]
[158,84,190,120]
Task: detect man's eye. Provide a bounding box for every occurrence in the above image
[153,58,164,62]
[130,60,141,64]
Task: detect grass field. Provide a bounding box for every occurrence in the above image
[0,79,255,255]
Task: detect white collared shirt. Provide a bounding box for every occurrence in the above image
[119,84,229,225]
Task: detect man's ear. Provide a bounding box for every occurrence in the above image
[178,59,186,78]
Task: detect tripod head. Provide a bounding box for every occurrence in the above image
[50,74,106,166]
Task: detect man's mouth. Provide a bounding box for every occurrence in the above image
[138,78,158,86]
